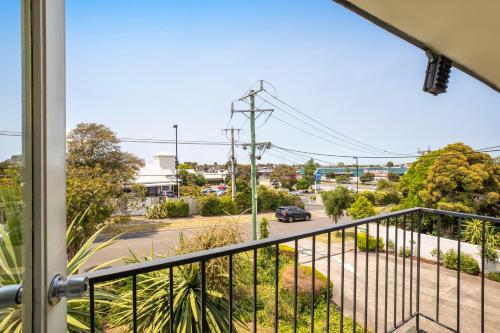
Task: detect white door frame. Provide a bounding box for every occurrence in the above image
[22,0,67,332]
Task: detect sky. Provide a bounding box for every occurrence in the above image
[1,0,499,166]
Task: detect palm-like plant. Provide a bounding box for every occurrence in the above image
[0,199,120,332]
[109,249,243,332]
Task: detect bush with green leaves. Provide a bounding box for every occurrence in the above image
[356,232,384,252]
[347,195,376,220]
[198,194,223,216]
[398,247,411,258]
[357,191,375,205]
[145,199,190,219]
[443,249,480,275]
[321,186,353,223]
[462,219,499,261]
[486,271,500,283]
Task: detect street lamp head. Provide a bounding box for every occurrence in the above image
[173,125,178,129]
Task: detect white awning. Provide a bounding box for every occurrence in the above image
[334,0,500,92]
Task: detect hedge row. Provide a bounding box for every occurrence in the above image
[145,200,190,219]
[198,186,304,217]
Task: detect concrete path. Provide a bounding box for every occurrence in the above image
[286,238,500,333]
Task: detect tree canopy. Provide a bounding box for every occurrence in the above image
[321,186,353,223]
[347,195,376,219]
[398,143,500,216]
[360,172,375,184]
[303,159,317,187]
[270,164,297,190]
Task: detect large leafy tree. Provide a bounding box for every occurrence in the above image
[321,186,353,223]
[66,123,145,257]
[398,143,500,216]
[270,164,297,190]
[303,159,317,187]
[347,195,376,219]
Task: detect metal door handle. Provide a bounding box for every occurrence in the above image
[48,274,88,305]
[0,284,22,308]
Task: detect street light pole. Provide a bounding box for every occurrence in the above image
[173,125,179,197]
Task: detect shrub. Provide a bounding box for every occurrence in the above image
[145,200,189,219]
[348,195,376,219]
[486,271,500,283]
[388,240,395,252]
[357,191,375,205]
[443,249,480,275]
[281,265,330,298]
[219,195,237,215]
[431,248,444,263]
[259,217,270,239]
[309,194,316,201]
[279,244,296,259]
[398,247,411,258]
[356,233,384,252]
[198,194,222,216]
[374,189,401,206]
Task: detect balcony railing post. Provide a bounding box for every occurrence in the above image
[364,223,369,333]
[393,216,398,328]
[402,215,406,321]
[481,218,486,333]
[456,218,461,332]
[229,254,234,333]
[353,226,358,333]
[293,239,298,333]
[375,221,380,333]
[384,219,389,332]
[274,246,279,333]
[133,274,138,333]
[253,249,257,333]
[436,215,441,322]
[341,229,345,333]
[311,235,316,333]
[410,212,414,317]
[326,232,331,333]
[416,211,422,332]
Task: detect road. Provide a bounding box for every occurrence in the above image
[82,201,338,270]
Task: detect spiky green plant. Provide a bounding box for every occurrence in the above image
[0,199,120,332]
[108,249,244,332]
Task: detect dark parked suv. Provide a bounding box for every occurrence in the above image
[275,206,311,222]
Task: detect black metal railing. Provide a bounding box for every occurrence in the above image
[79,207,500,332]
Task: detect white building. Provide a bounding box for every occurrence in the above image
[136,151,177,196]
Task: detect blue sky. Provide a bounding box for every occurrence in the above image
[1,0,499,165]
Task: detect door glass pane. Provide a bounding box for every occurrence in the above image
[0,1,25,331]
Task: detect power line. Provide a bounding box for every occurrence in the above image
[261,88,414,156]
[257,95,396,156]
[273,144,500,160]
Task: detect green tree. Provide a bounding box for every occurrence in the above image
[66,123,145,257]
[295,178,310,191]
[418,143,500,215]
[335,173,351,184]
[360,172,375,184]
[386,161,394,167]
[348,195,376,219]
[387,172,400,182]
[321,186,353,223]
[270,164,297,190]
[303,159,317,187]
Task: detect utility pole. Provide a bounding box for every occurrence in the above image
[354,156,359,193]
[173,125,179,197]
[231,81,273,240]
[223,127,242,200]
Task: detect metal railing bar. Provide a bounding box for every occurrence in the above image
[229,254,234,333]
[341,229,345,333]
[410,212,414,316]
[416,212,422,332]
[456,218,461,332]
[201,260,207,333]
[253,248,257,333]
[375,221,380,333]
[169,268,174,333]
[326,232,331,333]
[364,223,369,333]
[402,215,406,322]
[420,208,500,223]
[481,219,486,333]
[90,282,95,333]
[393,217,398,328]
[353,226,358,333]
[311,235,316,333]
[293,239,298,333]
[274,246,279,333]
[419,312,458,332]
[82,208,421,283]
[384,220,389,333]
[133,274,137,333]
[436,215,441,322]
